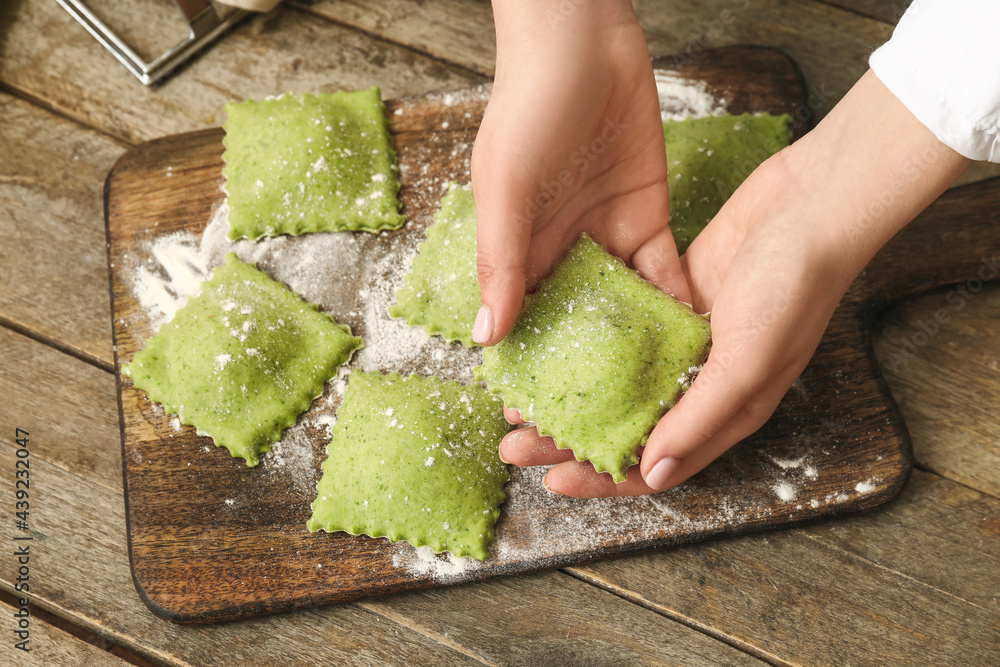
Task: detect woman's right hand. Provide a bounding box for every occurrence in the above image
[471,0,691,347]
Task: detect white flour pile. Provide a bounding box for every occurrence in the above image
[655,73,727,121]
[391,546,480,582]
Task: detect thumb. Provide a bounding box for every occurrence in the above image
[472,213,530,347]
[473,245,527,346]
[639,337,800,491]
[630,226,694,307]
[471,153,533,346]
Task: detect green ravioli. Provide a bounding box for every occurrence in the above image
[475,234,711,483]
[388,183,479,346]
[308,372,509,560]
[125,253,363,466]
[223,88,405,240]
[666,113,791,252]
[387,116,789,349]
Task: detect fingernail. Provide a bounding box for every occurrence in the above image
[472,305,493,345]
[645,456,680,491]
[498,443,511,465]
[542,473,554,494]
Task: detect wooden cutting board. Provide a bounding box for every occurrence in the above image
[105,46,948,624]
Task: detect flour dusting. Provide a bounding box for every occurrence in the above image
[391,545,481,582]
[771,455,807,470]
[655,73,727,121]
[130,230,209,329]
[855,479,877,494]
[773,482,797,502]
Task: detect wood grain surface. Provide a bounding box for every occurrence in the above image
[3,0,1000,662]
[570,469,1000,665]
[104,46,933,624]
[0,92,125,369]
[0,1,484,144]
[875,285,1000,498]
[816,0,913,24]
[0,599,130,667]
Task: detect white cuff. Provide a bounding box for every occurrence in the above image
[869,0,1000,163]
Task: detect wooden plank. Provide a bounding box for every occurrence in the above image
[0,91,124,368]
[569,471,1000,664]
[636,0,887,121]
[0,436,758,665]
[0,327,123,494]
[304,0,876,121]
[76,0,195,65]
[0,588,160,667]
[814,0,913,24]
[874,284,1000,499]
[292,0,497,76]
[0,3,485,144]
[806,470,1000,613]
[850,177,1000,497]
[359,574,763,666]
[0,598,129,666]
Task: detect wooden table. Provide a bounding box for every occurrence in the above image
[1,1,998,664]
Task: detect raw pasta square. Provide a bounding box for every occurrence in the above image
[387,116,789,351]
[223,88,405,240]
[388,183,479,346]
[475,234,711,483]
[665,113,791,252]
[307,372,509,560]
[125,253,363,466]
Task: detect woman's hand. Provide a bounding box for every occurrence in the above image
[497,70,971,497]
[470,0,690,346]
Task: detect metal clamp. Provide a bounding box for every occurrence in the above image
[56,0,247,86]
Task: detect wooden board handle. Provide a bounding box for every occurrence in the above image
[851,177,1000,316]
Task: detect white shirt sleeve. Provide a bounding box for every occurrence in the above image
[869,0,1000,163]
